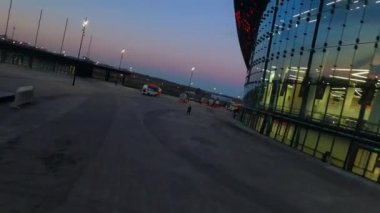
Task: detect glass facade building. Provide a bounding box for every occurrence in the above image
[235,0,380,183]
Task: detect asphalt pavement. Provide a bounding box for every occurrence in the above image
[1,64,380,213]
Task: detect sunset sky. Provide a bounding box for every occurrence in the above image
[0,0,247,97]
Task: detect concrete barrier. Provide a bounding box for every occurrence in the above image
[0,91,15,103]
[10,86,34,109]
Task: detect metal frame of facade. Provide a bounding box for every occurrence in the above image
[235,0,380,183]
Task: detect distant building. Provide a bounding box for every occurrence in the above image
[235,0,380,183]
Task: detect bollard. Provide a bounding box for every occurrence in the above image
[10,85,34,109]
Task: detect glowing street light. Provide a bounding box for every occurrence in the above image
[82,19,89,28]
[72,17,89,86]
[188,66,196,89]
[119,48,126,70]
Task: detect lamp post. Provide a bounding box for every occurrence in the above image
[34,9,43,47]
[188,66,195,90]
[60,18,68,54]
[86,35,93,58]
[72,17,88,86]
[119,49,126,70]
[11,26,15,40]
[5,0,12,38]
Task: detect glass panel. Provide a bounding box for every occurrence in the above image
[364,90,380,133]
[303,129,319,155]
[353,148,370,175]
[270,119,279,138]
[296,127,308,150]
[291,82,303,115]
[315,8,332,49]
[276,83,286,111]
[363,39,380,133]
[284,124,295,146]
[256,116,264,132]
[330,136,350,168]
[309,49,325,82]
[342,2,365,46]
[326,5,347,47]
[360,0,380,43]
[365,152,380,182]
[325,86,346,126]
[275,122,286,142]
[340,86,360,129]
[315,133,334,159]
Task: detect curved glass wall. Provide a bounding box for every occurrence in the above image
[236,0,380,183]
[244,0,380,135]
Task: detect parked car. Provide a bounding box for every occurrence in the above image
[142,83,162,96]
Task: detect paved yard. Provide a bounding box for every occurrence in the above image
[0,64,380,213]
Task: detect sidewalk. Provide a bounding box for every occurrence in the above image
[229,117,380,191]
[0,64,92,144]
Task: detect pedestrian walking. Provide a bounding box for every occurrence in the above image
[187,104,192,115]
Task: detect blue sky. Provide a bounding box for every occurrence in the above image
[0,0,246,97]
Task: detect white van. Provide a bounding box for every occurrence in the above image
[142,84,162,96]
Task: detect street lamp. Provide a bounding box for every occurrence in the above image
[11,26,15,40]
[188,66,196,90]
[72,17,88,86]
[5,0,12,38]
[60,18,69,54]
[34,9,43,47]
[119,48,126,70]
